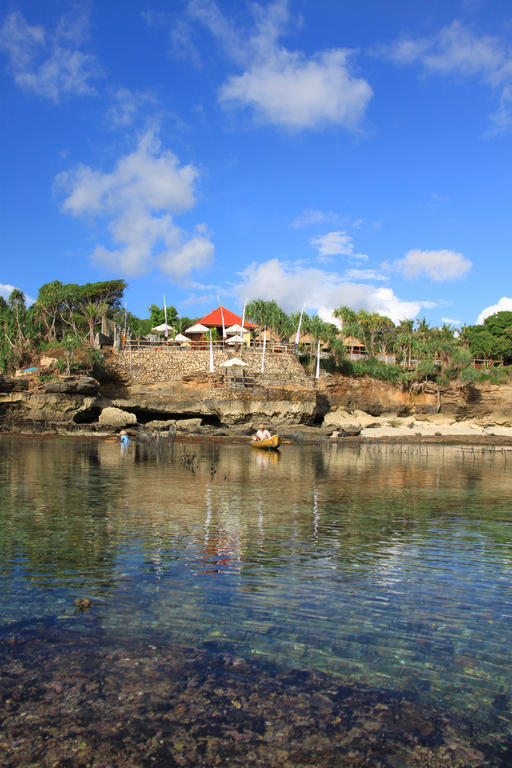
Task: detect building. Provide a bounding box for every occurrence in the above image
[196,306,256,346]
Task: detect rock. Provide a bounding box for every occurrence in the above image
[0,375,28,392]
[99,407,137,427]
[74,597,92,611]
[43,376,99,395]
[341,424,362,436]
[146,419,178,431]
[39,356,57,369]
[75,376,99,395]
[176,418,203,433]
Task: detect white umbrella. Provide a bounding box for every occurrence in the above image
[174,333,190,342]
[225,324,246,334]
[220,357,248,367]
[151,323,174,332]
[185,323,209,334]
[227,334,245,344]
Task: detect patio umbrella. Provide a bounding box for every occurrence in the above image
[227,334,245,344]
[225,324,246,334]
[220,358,248,367]
[174,333,190,343]
[151,323,174,333]
[185,323,209,334]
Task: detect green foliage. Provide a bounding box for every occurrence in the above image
[337,358,409,383]
[246,299,293,339]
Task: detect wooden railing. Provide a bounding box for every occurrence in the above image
[123,339,296,354]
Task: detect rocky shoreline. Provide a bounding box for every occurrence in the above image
[2,370,512,446]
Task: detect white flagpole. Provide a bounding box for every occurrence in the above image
[241,298,247,344]
[209,330,214,373]
[295,304,304,345]
[220,303,226,339]
[163,294,168,339]
[315,339,321,379]
[261,327,266,373]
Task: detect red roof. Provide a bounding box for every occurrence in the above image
[198,306,256,329]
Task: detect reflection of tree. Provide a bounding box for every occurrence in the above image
[1,439,512,591]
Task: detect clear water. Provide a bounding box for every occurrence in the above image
[1,436,512,752]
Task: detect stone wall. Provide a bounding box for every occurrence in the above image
[112,348,313,390]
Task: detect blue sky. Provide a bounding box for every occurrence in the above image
[1,0,512,326]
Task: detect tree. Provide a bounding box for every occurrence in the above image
[246,299,292,339]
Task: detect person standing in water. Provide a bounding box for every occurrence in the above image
[120,430,130,449]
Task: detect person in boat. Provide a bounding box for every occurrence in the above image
[254,424,271,441]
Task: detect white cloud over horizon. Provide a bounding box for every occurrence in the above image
[234,258,426,324]
[185,0,372,130]
[477,296,512,324]
[391,249,471,281]
[55,132,214,278]
[0,7,101,102]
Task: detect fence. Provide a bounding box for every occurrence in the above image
[124,338,296,354]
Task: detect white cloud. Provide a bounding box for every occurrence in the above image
[55,132,214,278]
[106,87,158,127]
[489,84,512,134]
[343,268,388,282]
[393,249,471,281]
[310,230,368,261]
[235,258,423,323]
[220,47,372,130]
[0,7,101,102]
[382,20,512,129]
[477,296,512,324]
[187,0,372,130]
[0,283,35,305]
[291,209,339,228]
[441,316,461,326]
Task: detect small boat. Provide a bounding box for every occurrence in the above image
[251,434,279,450]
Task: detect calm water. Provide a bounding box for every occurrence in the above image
[1,435,512,762]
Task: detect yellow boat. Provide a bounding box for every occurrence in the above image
[251,434,279,450]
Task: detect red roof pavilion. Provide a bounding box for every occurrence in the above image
[198,306,256,330]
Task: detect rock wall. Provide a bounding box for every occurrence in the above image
[111,347,313,389]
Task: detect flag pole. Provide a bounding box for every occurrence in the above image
[163,294,168,339]
[295,304,304,345]
[315,339,321,379]
[209,330,214,373]
[261,327,266,373]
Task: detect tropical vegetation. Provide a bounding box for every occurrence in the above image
[2,284,512,388]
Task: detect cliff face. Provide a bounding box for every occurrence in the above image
[319,375,512,425]
[1,371,512,434]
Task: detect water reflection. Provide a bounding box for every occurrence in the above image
[1,436,512,735]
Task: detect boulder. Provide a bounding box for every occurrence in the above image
[99,407,137,427]
[176,418,203,433]
[340,423,362,436]
[146,419,177,431]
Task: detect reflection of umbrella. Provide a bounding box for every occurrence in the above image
[152,323,174,332]
[185,323,209,334]
[225,324,246,334]
[227,335,245,344]
[220,358,248,367]
[174,333,190,343]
